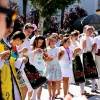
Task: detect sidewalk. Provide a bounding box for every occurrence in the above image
[41,80,100,100]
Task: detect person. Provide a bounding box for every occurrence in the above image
[17,23,34,100]
[10,31,28,100]
[70,32,88,96]
[0,15,27,100]
[93,29,100,90]
[44,36,62,100]
[80,25,99,93]
[29,35,46,100]
[59,37,74,97]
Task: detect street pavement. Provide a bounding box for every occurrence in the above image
[41,80,100,100]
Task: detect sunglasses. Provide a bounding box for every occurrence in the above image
[0,6,17,22]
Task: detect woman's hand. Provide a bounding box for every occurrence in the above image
[58,49,65,60]
[0,50,11,60]
[82,40,86,48]
[20,48,28,54]
[34,48,43,55]
[92,43,97,50]
[22,57,28,64]
[74,48,81,54]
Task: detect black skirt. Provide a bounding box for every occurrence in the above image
[73,55,85,83]
[83,52,98,79]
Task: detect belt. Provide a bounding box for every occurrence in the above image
[87,50,92,52]
[76,54,79,56]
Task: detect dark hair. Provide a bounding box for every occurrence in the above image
[11,31,25,40]
[33,35,46,49]
[60,37,70,46]
[71,31,78,36]
[6,15,12,28]
[24,23,34,30]
[98,29,100,35]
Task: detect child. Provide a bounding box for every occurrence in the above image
[44,36,62,100]
[29,35,46,100]
[80,25,99,93]
[17,23,34,100]
[10,31,28,99]
[70,32,88,96]
[59,37,74,97]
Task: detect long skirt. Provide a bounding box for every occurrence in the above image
[73,55,85,83]
[83,52,98,79]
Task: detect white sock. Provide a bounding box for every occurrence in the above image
[79,83,85,93]
[92,79,95,90]
[31,88,40,100]
[96,78,100,89]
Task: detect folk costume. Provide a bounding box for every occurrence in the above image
[70,41,85,83]
[80,35,98,91]
[70,40,86,94]
[93,35,100,89]
[0,37,23,100]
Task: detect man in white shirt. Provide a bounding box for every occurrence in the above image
[93,29,100,90]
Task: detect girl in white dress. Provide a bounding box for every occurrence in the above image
[59,37,74,97]
[44,36,62,100]
[29,35,46,100]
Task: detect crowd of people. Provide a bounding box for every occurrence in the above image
[0,1,100,100]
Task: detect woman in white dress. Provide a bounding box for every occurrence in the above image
[59,37,74,97]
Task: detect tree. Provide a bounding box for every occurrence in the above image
[8,0,20,14]
[22,0,28,22]
[30,0,81,28]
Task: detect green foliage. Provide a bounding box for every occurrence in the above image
[30,0,80,17]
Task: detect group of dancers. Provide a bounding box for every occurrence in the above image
[0,15,100,100]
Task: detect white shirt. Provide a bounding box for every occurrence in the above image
[93,35,100,49]
[70,40,82,54]
[30,35,36,45]
[17,39,32,57]
[47,46,59,62]
[80,36,93,53]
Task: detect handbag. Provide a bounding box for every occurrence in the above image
[24,61,47,89]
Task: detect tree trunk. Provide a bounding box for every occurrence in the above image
[23,0,27,23]
[61,8,65,29]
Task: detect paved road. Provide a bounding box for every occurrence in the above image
[41,80,100,100]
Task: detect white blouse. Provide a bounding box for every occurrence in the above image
[80,36,93,53]
[17,39,34,59]
[70,40,82,54]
